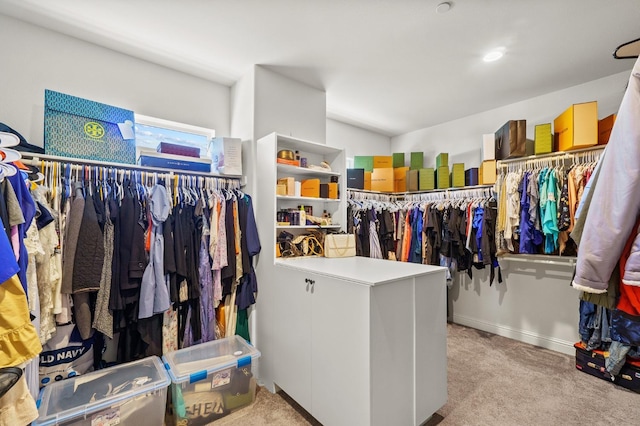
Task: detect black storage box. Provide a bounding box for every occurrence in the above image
[347,168,365,189]
[574,343,640,393]
[465,168,479,186]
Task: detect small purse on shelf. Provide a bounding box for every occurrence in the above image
[324,233,356,258]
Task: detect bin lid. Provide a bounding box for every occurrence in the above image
[33,356,170,426]
[162,335,261,384]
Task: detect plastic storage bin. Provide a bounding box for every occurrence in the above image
[163,335,261,426]
[33,356,170,426]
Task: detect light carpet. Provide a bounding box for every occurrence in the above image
[212,323,638,425]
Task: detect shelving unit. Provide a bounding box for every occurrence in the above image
[257,133,346,260]
[255,133,447,426]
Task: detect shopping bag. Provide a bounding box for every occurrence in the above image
[324,234,356,258]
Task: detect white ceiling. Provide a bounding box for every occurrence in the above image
[1,0,639,137]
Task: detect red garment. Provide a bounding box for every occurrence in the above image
[618,219,640,316]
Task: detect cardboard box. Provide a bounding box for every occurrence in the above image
[163,336,261,426]
[465,168,479,186]
[364,171,372,191]
[277,177,295,196]
[33,357,170,426]
[373,156,393,169]
[354,156,374,172]
[394,166,410,192]
[419,168,435,190]
[321,183,339,199]
[598,114,616,145]
[451,163,465,187]
[347,168,365,189]
[479,160,497,185]
[495,120,526,159]
[44,89,136,164]
[554,101,598,151]
[392,152,405,168]
[301,179,320,198]
[534,123,553,155]
[276,184,287,196]
[371,168,394,192]
[436,153,449,168]
[406,169,419,192]
[410,152,424,170]
[436,166,450,189]
[482,134,496,161]
[211,137,242,175]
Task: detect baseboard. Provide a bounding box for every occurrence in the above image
[452,314,575,356]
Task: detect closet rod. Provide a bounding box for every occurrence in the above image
[18,152,242,180]
[499,254,576,267]
[496,145,605,167]
[347,184,493,197]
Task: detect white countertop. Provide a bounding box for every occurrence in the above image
[275,256,446,286]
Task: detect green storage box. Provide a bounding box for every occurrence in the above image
[436,153,449,168]
[534,123,553,155]
[451,163,465,187]
[410,152,424,170]
[392,152,405,168]
[419,168,435,190]
[406,169,419,192]
[436,166,450,189]
[354,156,374,172]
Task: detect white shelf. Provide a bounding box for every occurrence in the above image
[277,195,341,202]
[276,225,342,229]
[277,163,340,177]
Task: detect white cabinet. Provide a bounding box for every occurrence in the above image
[262,257,447,426]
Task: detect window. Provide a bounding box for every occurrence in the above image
[134,114,215,158]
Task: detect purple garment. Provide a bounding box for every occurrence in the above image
[8,168,36,295]
[519,172,536,254]
[473,207,484,262]
[199,233,215,342]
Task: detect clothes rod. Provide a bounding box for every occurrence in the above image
[496,145,605,166]
[19,152,242,180]
[499,254,576,267]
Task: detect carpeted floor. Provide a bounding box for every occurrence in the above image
[212,323,639,425]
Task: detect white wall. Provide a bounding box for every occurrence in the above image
[392,70,630,167]
[391,70,633,354]
[254,66,327,144]
[0,15,230,146]
[326,118,391,161]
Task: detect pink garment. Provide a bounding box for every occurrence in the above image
[11,225,19,260]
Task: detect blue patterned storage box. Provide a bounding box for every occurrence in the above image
[44,90,136,164]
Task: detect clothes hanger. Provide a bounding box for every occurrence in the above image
[613,37,640,59]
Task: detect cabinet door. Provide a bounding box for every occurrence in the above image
[272,267,313,412]
[310,274,370,426]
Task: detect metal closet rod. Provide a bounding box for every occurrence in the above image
[19,152,241,182]
[347,185,493,196]
[497,145,605,167]
[499,254,576,267]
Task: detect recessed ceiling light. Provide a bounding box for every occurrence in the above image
[436,2,452,14]
[483,49,504,62]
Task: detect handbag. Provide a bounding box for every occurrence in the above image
[324,234,356,258]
